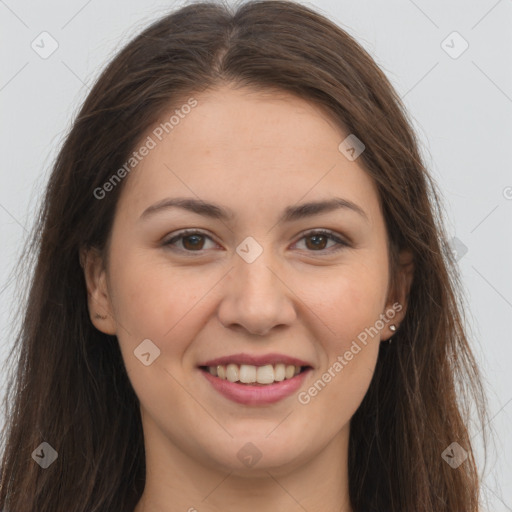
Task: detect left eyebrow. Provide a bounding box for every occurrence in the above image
[280,197,369,223]
[139,196,369,223]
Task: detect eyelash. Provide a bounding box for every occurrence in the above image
[162,228,350,255]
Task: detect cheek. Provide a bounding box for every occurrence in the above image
[108,253,207,407]
[302,260,386,397]
[299,351,377,435]
[312,263,388,341]
[298,270,384,424]
[109,249,204,338]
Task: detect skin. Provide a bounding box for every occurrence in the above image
[83,83,414,512]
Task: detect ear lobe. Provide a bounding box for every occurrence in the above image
[80,246,117,335]
[382,248,414,340]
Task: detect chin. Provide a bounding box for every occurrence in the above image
[197,432,314,475]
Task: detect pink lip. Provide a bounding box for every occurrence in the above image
[200,367,312,405]
[199,352,312,367]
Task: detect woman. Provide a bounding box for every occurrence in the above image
[0,1,489,511]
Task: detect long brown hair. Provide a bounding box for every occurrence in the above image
[0,1,489,510]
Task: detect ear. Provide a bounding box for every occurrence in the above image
[79,246,117,335]
[381,248,414,341]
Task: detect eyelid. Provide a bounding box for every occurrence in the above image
[163,228,219,252]
[293,228,350,252]
[162,228,350,254]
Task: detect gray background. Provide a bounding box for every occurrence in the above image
[1,0,511,509]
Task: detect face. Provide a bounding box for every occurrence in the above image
[84,84,411,476]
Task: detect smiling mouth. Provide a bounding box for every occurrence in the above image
[199,363,311,385]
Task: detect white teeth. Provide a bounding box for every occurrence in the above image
[226,364,239,383]
[206,363,304,384]
[256,364,274,384]
[274,363,286,382]
[285,365,296,379]
[239,364,257,383]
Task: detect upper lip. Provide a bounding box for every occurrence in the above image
[199,353,313,368]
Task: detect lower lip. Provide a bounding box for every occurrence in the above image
[200,368,311,405]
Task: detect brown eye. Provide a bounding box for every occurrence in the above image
[181,234,206,250]
[163,229,349,255]
[163,230,216,252]
[295,230,349,253]
[304,233,329,250]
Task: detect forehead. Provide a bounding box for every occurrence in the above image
[116,85,382,227]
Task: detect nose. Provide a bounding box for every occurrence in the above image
[217,253,297,337]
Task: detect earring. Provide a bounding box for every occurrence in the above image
[94,313,107,320]
[387,324,397,344]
